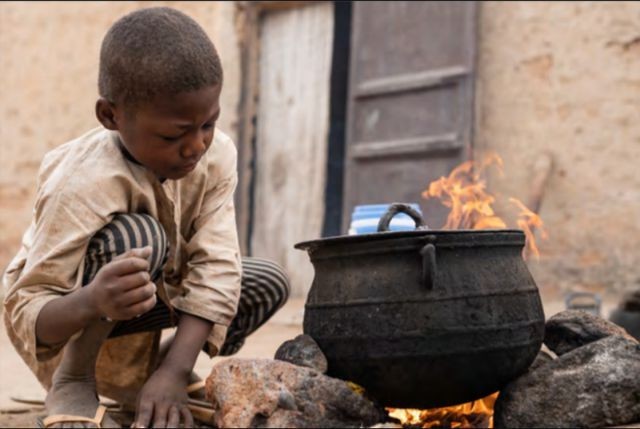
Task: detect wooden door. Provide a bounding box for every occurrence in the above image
[342,1,478,231]
[250,2,334,297]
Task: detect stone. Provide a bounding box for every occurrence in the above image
[205,358,385,428]
[274,334,328,373]
[494,335,640,428]
[545,309,637,355]
[527,346,556,372]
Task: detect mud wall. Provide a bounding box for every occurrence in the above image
[475,1,640,298]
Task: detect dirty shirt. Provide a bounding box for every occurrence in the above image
[2,127,242,403]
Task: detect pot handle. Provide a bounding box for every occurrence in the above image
[421,242,437,290]
[377,203,427,232]
[377,204,435,289]
[565,291,601,316]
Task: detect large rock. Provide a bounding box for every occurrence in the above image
[545,309,637,355]
[274,334,328,373]
[494,335,640,428]
[527,346,556,372]
[205,358,385,428]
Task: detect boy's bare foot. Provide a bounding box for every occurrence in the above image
[42,313,118,428]
[44,374,119,428]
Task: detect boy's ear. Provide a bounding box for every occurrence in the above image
[95,98,119,130]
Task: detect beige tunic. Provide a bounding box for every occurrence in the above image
[2,126,241,402]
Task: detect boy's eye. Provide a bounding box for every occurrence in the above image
[160,134,182,142]
[203,122,214,130]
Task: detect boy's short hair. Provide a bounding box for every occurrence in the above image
[98,7,223,106]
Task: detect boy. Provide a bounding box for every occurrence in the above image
[3,7,289,428]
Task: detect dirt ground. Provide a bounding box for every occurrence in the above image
[0,296,618,428]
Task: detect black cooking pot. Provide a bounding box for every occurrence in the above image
[295,203,545,408]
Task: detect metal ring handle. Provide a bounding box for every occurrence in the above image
[565,291,601,315]
[377,203,427,232]
[420,243,437,290]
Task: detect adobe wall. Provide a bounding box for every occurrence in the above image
[475,1,640,299]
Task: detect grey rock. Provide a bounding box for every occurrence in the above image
[527,347,556,372]
[494,335,640,428]
[545,309,637,355]
[205,358,385,428]
[274,334,328,373]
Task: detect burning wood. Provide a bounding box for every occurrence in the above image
[422,154,547,259]
[386,392,498,429]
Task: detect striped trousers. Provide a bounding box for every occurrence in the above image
[82,213,290,356]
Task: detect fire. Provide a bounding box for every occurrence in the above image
[387,392,498,428]
[509,197,548,258]
[422,154,547,258]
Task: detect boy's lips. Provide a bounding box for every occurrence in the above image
[180,160,199,171]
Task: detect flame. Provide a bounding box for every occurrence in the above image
[422,155,547,258]
[387,392,498,428]
[508,197,548,258]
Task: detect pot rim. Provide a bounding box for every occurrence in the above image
[295,228,526,251]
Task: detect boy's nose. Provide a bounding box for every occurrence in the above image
[181,132,207,159]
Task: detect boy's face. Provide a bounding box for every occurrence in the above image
[98,84,222,180]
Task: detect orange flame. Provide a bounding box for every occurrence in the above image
[422,155,546,259]
[387,392,498,428]
[509,197,548,258]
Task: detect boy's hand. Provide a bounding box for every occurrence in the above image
[87,246,158,320]
[133,367,193,428]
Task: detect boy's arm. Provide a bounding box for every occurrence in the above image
[35,282,98,345]
[35,248,157,345]
[134,136,241,427]
[132,135,242,428]
[133,313,212,428]
[168,134,242,348]
[4,171,129,361]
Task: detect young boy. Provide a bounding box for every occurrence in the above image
[3,7,289,428]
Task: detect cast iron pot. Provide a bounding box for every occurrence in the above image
[295,203,545,408]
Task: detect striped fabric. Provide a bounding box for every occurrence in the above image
[82,213,168,285]
[82,213,290,356]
